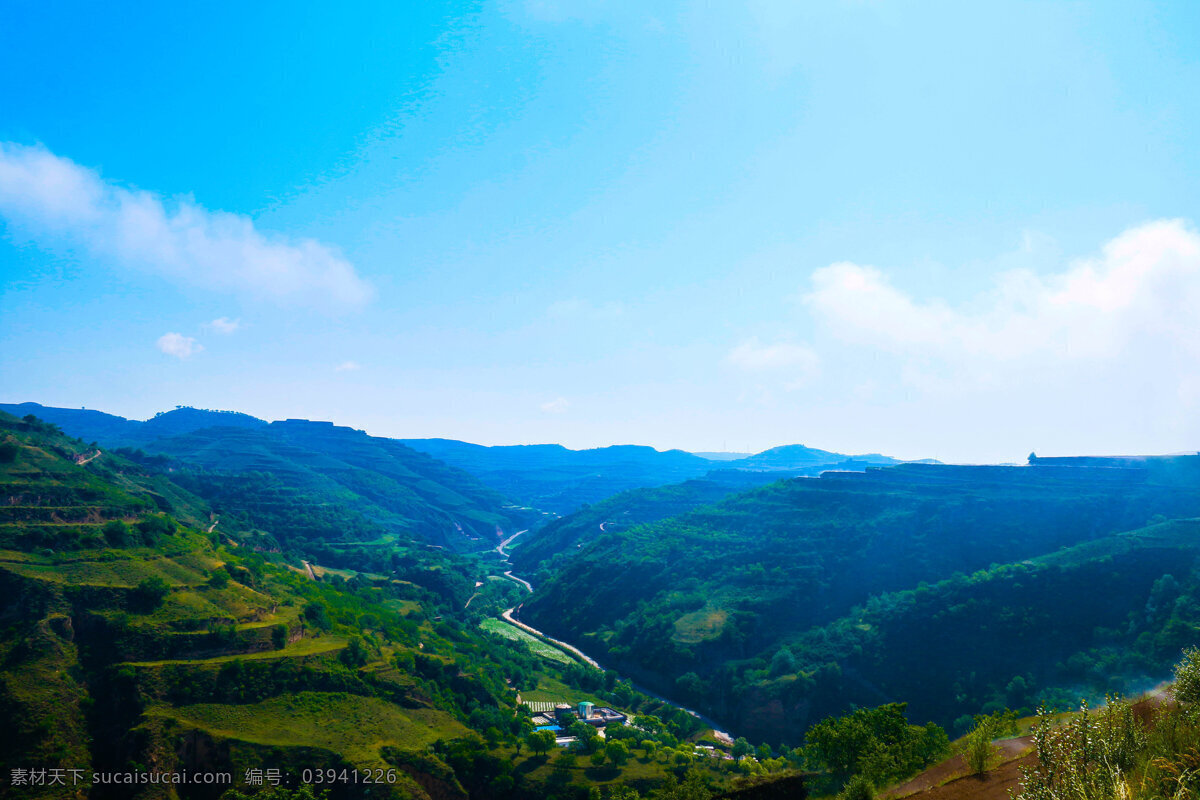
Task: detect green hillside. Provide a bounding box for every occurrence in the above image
[509,472,808,578]
[712,518,1200,741]
[521,460,1200,744]
[1,404,535,564]
[147,419,521,549]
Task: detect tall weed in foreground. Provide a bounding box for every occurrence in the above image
[1016,699,1145,800]
[1142,706,1200,800]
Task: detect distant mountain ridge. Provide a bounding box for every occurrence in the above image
[2,402,935,519]
[729,443,902,470]
[0,402,268,445]
[0,403,527,554]
[399,438,934,514]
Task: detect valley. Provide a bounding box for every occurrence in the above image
[6,402,1200,800]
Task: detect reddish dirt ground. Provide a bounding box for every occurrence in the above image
[885,737,1033,800]
[885,689,1173,800]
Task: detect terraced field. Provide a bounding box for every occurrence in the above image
[123,635,349,667]
[479,617,576,664]
[146,691,468,761]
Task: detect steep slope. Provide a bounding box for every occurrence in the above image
[714,517,1200,742]
[521,459,1200,743]
[508,470,813,578]
[1,404,530,555]
[0,412,210,551]
[149,419,523,549]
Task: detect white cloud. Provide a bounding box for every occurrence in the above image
[540,397,570,413]
[205,317,241,334]
[334,361,362,372]
[157,332,202,359]
[803,219,1200,370]
[0,143,373,310]
[715,220,1200,460]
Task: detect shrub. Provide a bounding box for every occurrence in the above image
[840,775,875,800]
[303,601,331,630]
[271,624,288,649]
[132,577,171,611]
[963,718,999,775]
[0,440,20,463]
[606,739,630,765]
[134,513,176,543]
[340,636,369,667]
[102,520,131,547]
[770,646,797,677]
[1174,647,1200,707]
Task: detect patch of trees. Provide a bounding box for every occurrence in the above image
[803,703,948,786]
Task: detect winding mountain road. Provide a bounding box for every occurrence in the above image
[501,570,533,593]
[495,529,528,558]
[496,559,732,742]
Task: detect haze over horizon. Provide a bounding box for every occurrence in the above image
[3,2,1200,463]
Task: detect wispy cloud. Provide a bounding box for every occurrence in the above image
[0,143,373,310]
[716,220,1200,454]
[730,219,1200,448]
[540,397,570,413]
[726,339,821,391]
[803,219,1200,372]
[334,361,362,372]
[157,332,202,359]
[204,317,241,334]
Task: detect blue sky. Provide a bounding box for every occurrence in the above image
[2,0,1199,462]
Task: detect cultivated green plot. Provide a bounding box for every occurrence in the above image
[479,617,576,664]
[519,675,606,706]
